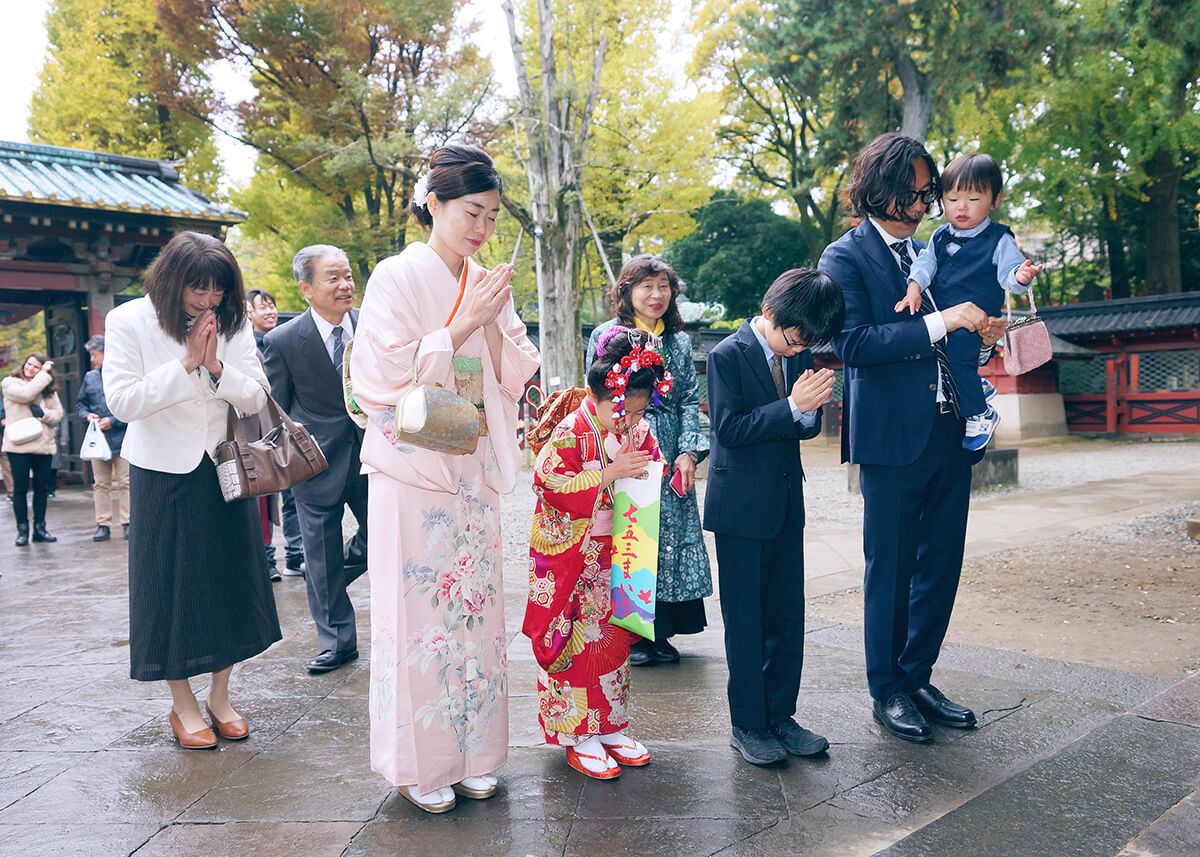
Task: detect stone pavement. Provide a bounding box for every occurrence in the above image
[1,465,1198,857]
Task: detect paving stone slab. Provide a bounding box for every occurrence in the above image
[879,716,1200,857]
[0,699,165,751]
[345,818,570,857]
[720,802,912,857]
[180,745,389,822]
[0,751,81,813]
[220,654,364,700]
[0,663,115,723]
[1131,673,1200,728]
[1116,789,1200,857]
[565,818,773,857]
[0,749,248,825]
[0,822,159,857]
[133,821,364,857]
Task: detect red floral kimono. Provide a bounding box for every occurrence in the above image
[523,398,661,745]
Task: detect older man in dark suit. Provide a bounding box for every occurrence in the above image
[820,134,1006,743]
[263,245,367,674]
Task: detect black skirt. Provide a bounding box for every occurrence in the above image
[128,457,282,681]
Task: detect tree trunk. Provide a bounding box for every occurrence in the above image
[536,217,583,390]
[1142,148,1182,295]
[894,53,932,142]
[1099,192,1130,300]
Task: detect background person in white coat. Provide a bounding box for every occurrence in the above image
[104,232,282,751]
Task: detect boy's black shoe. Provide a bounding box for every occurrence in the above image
[93,525,111,542]
[730,727,787,765]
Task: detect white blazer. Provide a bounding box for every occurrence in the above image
[103,296,268,474]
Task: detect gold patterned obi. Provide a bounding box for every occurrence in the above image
[454,355,488,437]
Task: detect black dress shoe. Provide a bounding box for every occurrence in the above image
[911,684,977,728]
[647,638,680,664]
[873,693,933,743]
[770,718,829,756]
[31,522,56,543]
[307,648,359,674]
[268,566,282,582]
[628,641,655,667]
[15,524,29,547]
[122,523,130,540]
[93,525,111,542]
[730,727,788,765]
[282,555,305,577]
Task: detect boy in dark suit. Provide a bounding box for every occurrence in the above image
[704,268,845,765]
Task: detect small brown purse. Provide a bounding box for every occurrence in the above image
[215,396,329,502]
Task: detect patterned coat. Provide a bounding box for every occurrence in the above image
[586,320,713,603]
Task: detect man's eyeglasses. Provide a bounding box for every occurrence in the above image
[779,327,804,349]
[897,184,940,208]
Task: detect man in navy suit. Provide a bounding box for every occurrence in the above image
[704,269,845,765]
[819,134,1006,742]
[263,245,368,675]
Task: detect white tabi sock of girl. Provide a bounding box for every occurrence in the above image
[459,776,494,791]
[407,786,449,806]
[573,735,618,774]
[478,773,499,787]
[599,731,646,755]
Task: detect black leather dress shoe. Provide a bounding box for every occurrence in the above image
[770,718,829,756]
[307,648,359,674]
[911,684,977,728]
[628,641,654,667]
[282,555,305,577]
[730,727,788,765]
[648,638,680,664]
[93,525,111,542]
[873,693,933,743]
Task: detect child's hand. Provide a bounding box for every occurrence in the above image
[894,281,924,315]
[1014,260,1043,286]
[790,368,836,412]
[603,436,652,487]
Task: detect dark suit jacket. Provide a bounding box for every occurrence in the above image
[262,308,363,504]
[820,221,941,467]
[703,321,821,540]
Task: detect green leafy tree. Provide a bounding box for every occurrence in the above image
[157,0,494,279]
[665,192,809,318]
[29,0,220,195]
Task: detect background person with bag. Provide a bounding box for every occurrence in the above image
[76,335,129,542]
[2,352,64,546]
[262,245,367,674]
[351,144,539,813]
[104,231,281,751]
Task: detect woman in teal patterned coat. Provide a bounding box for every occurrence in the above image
[586,255,712,665]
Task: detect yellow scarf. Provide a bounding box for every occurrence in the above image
[634,317,665,337]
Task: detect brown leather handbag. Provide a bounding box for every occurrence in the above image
[215,396,328,502]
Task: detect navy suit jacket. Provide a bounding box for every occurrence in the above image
[703,321,821,540]
[262,308,364,504]
[820,221,945,467]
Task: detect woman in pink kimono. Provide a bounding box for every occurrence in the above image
[350,144,540,813]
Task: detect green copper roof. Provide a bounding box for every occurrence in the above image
[0,140,245,224]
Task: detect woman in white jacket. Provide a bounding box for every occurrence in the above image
[104,232,281,750]
[2,352,64,545]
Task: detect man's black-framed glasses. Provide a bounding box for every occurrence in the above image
[779,327,804,349]
[897,183,940,208]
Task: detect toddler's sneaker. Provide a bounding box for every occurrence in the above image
[981,378,996,402]
[963,406,1000,452]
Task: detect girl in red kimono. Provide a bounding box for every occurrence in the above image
[524,328,673,779]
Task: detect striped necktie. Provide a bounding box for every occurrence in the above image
[331,325,345,373]
[890,240,960,419]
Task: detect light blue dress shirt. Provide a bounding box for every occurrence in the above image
[750,317,819,433]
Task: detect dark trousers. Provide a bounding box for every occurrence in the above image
[860,412,972,701]
[714,488,807,731]
[295,473,368,654]
[8,452,54,526]
[281,488,304,563]
[946,328,988,418]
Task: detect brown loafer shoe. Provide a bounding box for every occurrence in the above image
[169,709,218,750]
[205,704,250,740]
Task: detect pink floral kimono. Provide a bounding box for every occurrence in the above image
[350,242,540,792]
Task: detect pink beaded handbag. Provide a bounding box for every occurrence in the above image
[1002,289,1053,375]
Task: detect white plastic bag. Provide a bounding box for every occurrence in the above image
[80,420,112,461]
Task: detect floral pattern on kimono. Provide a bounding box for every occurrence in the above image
[523,399,660,744]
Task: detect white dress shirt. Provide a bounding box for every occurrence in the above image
[309,308,355,365]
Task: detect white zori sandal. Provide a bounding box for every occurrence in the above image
[452,774,499,799]
[397,785,456,814]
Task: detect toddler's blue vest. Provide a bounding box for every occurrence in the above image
[929,220,1012,317]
